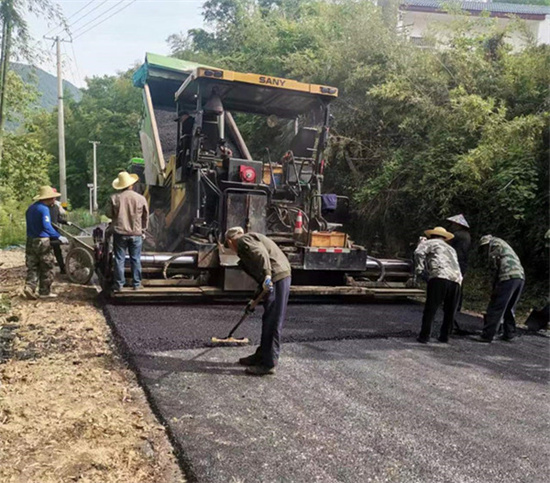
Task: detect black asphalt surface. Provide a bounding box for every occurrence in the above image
[104,302,550,483]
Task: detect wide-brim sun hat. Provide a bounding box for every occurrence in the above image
[479,235,493,246]
[424,226,454,241]
[33,186,62,201]
[112,171,139,190]
[446,214,470,229]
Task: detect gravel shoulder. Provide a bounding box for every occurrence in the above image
[0,249,185,483]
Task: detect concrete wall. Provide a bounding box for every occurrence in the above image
[401,10,550,48]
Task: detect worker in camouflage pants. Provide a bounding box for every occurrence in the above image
[25,238,56,296]
[474,235,525,343]
[24,186,68,299]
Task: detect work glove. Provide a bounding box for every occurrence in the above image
[263,275,273,292]
[58,236,69,245]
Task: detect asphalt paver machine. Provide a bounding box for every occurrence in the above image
[97,53,419,300]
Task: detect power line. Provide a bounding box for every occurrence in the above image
[72,1,138,41]
[70,42,84,87]
[67,0,110,33]
[44,0,108,38]
[66,0,96,22]
[70,1,127,38]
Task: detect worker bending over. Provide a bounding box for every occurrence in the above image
[474,235,525,343]
[414,226,462,343]
[106,171,148,291]
[24,186,68,299]
[225,227,292,376]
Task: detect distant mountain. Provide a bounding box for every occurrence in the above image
[11,62,82,111]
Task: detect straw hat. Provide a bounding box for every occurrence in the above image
[446,214,470,229]
[424,226,454,241]
[33,186,62,201]
[112,171,139,190]
[479,235,493,246]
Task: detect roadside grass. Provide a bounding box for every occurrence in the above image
[0,208,106,247]
[0,218,26,248]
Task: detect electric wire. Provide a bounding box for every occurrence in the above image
[66,0,96,22]
[72,0,138,41]
[44,0,109,39]
[70,42,84,87]
[70,0,130,38]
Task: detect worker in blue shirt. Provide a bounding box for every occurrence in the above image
[24,186,68,299]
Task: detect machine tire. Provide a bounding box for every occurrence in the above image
[66,247,95,285]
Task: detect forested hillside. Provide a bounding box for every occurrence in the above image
[11,63,81,111]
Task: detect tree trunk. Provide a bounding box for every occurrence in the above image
[0,2,13,166]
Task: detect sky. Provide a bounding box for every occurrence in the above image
[28,0,206,87]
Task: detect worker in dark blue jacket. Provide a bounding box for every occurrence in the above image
[24,186,68,299]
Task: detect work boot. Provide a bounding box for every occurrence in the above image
[245,365,275,376]
[23,286,38,300]
[39,293,58,299]
[239,354,261,366]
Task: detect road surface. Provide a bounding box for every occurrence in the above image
[104,301,550,483]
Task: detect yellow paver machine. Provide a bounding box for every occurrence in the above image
[96,53,421,300]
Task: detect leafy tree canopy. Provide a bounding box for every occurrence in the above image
[169,0,549,272]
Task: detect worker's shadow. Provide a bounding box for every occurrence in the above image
[133,349,250,379]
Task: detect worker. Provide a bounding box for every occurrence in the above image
[49,189,70,274]
[446,214,471,333]
[144,205,166,251]
[106,171,149,292]
[474,235,525,343]
[414,226,463,343]
[224,227,292,376]
[24,186,68,299]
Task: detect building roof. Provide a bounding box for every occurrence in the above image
[401,1,550,18]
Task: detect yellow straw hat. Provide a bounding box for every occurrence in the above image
[424,226,454,241]
[33,186,62,201]
[112,171,139,190]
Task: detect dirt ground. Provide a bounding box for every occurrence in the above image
[0,249,185,483]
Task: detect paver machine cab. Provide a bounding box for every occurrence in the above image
[98,53,418,299]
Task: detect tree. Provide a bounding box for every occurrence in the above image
[167,0,549,275]
[0,0,64,163]
[31,70,143,209]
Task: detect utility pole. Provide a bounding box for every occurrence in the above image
[87,183,94,215]
[44,35,68,204]
[89,141,100,213]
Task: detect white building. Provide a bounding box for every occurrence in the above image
[400,1,550,47]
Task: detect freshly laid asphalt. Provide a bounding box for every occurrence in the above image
[104,302,550,483]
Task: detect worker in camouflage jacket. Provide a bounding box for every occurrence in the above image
[24,186,68,300]
[414,226,462,344]
[475,235,525,343]
[225,227,292,376]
